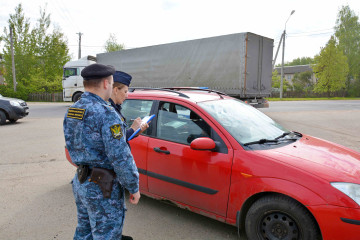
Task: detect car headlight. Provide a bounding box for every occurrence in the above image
[10,101,21,107]
[331,182,360,206]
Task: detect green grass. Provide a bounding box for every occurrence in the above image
[267,97,360,101]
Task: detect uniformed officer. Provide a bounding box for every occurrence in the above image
[109,71,148,143]
[63,63,139,240]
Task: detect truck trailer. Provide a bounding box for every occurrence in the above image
[62,32,273,107]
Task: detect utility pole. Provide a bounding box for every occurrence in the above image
[9,25,16,92]
[280,10,295,99]
[77,32,83,59]
[280,30,286,99]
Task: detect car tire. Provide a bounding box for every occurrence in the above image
[10,119,18,123]
[0,110,7,125]
[73,92,83,102]
[245,195,321,240]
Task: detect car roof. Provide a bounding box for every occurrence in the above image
[127,87,233,103]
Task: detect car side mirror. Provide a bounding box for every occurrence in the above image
[190,137,216,151]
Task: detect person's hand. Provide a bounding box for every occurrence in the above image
[129,191,140,205]
[138,122,149,134]
[130,117,142,131]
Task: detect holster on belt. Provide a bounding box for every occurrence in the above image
[77,164,90,184]
[89,167,116,198]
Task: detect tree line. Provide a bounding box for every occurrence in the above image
[274,5,360,97]
[0,4,121,100]
[0,4,70,99]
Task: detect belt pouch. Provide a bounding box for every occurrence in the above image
[89,167,116,198]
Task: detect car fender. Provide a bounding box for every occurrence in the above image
[227,177,327,225]
[0,105,14,119]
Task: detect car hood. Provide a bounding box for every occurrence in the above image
[0,97,24,102]
[257,134,360,183]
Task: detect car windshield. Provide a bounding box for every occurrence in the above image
[199,99,287,145]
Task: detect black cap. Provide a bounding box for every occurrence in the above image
[81,63,115,80]
[113,71,132,86]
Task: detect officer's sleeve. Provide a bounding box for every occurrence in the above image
[101,115,139,194]
[126,128,135,141]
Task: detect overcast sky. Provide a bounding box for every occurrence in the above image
[1,0,360,64]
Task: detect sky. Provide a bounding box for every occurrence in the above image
[1,0,360,65]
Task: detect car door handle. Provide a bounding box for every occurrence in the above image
[153,147,170,154]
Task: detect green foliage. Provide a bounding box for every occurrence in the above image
[104,34,125,52]
[1,4,70,94]
[276,57,313,67]
[334,5,360,93]
[312,36,349,96]
[347,79,360,97]
[272,70,291,91]
[0,84,29,100]
[292,71,313,93]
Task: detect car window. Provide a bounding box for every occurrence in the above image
[157,102,211,145]
[63,68,78,78]
[122,99,154,135]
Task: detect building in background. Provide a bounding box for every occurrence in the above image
[274,65,316,85]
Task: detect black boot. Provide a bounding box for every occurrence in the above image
[121,235,133,240]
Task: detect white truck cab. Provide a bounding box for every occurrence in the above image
[62,56,96,102]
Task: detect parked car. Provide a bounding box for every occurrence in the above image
[65,88,360,240]
[0,94,29,125]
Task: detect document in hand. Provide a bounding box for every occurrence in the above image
[128,114,155,141]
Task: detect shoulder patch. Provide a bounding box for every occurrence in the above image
[67,108,86,120]
[110,124,123,139]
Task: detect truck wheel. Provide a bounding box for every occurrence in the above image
[73,92,83,102]
[0,111,6,125]
[245,195,321,240]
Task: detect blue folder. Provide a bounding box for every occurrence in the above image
[128,114,155,141]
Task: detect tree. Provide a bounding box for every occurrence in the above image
[2,4,35,91]
[104,34,125,52]
[276,57,313,67]
[312,36,349,97]
[1,4,70,95]
[292,71,313,93]
[334,5,360,96]
[272,69,290,92]
[30,6,70,92]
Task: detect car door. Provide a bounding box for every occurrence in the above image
[122,98,155,193]
[146,100,233,216]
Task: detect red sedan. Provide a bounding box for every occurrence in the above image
[66,88,360,240]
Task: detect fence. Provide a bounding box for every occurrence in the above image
[28,92,63,102]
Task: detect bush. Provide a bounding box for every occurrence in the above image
[0,85,29,100]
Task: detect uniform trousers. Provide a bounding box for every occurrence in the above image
[72,174,126,240]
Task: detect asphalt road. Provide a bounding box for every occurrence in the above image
[0,100,359,240]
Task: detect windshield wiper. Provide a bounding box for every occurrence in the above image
[275,132,291,140]
[275,131,302,140]
[244,138,279,146]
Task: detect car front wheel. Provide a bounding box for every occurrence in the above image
[245,195,321,240]
[0,110,6,125]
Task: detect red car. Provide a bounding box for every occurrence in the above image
[66,88,360,240]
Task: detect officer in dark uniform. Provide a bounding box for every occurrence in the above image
[109,71,148,143]
[63,64,139,240]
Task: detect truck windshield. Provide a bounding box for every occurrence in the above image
[199,99,287,146]
[63,68,78,78]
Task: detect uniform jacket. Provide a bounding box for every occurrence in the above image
[63,92,139,194]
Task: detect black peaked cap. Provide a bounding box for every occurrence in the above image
[81,63,116,80]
